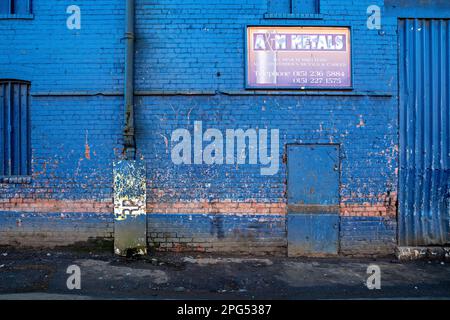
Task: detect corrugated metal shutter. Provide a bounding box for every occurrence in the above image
[0,80,30,176]
[399,19,450,246]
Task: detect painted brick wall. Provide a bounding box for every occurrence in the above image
[0,1,124,247]
[0,96,122,247]
[340,217,397,256]
[0,211,113,248]
[135,0,398,255]
[0,95,123,200]
[135,0,396,93]
[147,214,286,254]
[0,0,124,93]
[1,0,400,255]
[137,95,397,204]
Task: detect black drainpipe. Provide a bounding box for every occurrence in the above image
[124,0,136,160]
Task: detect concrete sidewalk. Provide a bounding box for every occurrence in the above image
[0,248,449,300]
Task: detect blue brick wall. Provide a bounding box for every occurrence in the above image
[340,217,397,255]
[137,95,398,205]
[135,0,398,255]
[148,214,286,254]
[133,0,398,209]
[0,0,124,247]
[0,0,124,93]
[0,96,122,202]
[135,0,397,94]
[0,211,113,248]
[0,0,402,255]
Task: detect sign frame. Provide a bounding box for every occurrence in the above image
[244,25,353,90]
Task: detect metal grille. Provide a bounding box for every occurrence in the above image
[0,0,32,15]
[0,80,31,176]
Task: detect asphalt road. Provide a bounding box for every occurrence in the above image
[0,248,449,300]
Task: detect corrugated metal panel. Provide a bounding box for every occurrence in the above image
[399,19,450,246]
[0,80,30,176]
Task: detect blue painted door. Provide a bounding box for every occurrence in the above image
[399,19,450,246]
[287,145,340,256]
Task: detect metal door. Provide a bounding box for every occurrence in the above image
[399,19,450,246]
[287,144,340,256]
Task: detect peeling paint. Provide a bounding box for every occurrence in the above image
[84,130,91,160]
[113,160,147,256]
